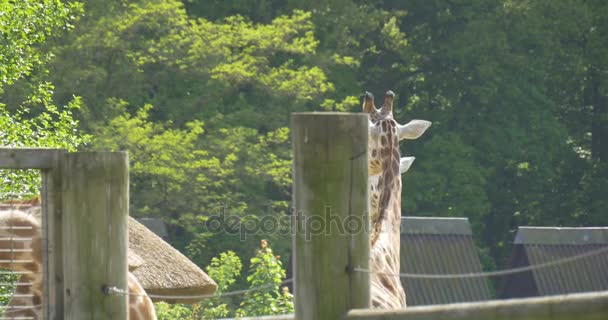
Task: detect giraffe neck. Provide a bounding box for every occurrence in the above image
[369,117,402,246]
[367,112,407,308]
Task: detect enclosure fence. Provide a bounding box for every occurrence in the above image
[0,148,129,320]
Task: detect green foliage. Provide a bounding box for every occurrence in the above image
[236,240,293,317]
[154,302,193,320]
[0,0,87,197]
[154,244,292,319]
[0,82,88,196]
[0,273,19,306]
[403,133,490,227]
[46,0,344,129]
[0,0,82,86]
[90,104,292,268]
[199,251,242,319]
[0,0,87,309]
[206,251,243,292]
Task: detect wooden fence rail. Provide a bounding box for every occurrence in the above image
[346,291,608,320]
[221,291,608,320]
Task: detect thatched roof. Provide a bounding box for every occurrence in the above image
[128,251,144,271]
[128,217,217,303]
[0,202,217,304]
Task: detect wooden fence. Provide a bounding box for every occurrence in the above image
[0,148,129,320]
[231,291,608,320]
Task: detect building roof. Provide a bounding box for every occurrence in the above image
[499,226,608,299]
[136,217,169,239]
[400,216,492,306]
[128,217,217,303]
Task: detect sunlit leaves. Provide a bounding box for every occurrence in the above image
[236,241,293,317]
[0,0,82,86]
[0,83,88,197]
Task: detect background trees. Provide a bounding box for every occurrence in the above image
[1,0,607,312]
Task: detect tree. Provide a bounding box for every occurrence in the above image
[45,0,348,130]
[0,0,86,308]
[0,83,88,196]
[236,239,293,317]
[0,0,82,87]
[0,0,87,196]
[154,243,292,319]
[90,103,292,268]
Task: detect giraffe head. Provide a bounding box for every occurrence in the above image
[362,90,431,160]
[362,90,431,244]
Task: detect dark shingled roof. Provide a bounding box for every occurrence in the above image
[498,226,608,299]
[136,217,169,239]
[400,217,492,306]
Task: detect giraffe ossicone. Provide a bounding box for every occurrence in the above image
[363,90,431,309]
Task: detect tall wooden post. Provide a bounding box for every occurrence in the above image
[291,113,370,320]
[41,149,67,319]
[62,152,129,320]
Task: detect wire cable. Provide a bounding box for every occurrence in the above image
[106,278,293,301]
[354,245,608,279]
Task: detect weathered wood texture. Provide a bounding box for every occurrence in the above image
[62,152,129,320]
[346,291,608,320]
[222,316,295,320]
[291,113,370,320]
[41,149,66,319]
[0,148,66,169]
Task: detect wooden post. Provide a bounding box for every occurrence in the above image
[291,113,370,320]
[62,152,129,320]
[41,149,67,320]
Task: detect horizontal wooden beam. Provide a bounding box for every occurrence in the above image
[346,291,608,320]
[223,316,294,320]
[0,148,66,169]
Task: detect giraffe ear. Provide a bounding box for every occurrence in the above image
[400,157,415,174]
[361,91,376,114]
[381,90,395,113]
[398,120,431,140]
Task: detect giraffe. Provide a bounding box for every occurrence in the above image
[363,90,431,308]
[0,210,43,320]
[0,206,157,320]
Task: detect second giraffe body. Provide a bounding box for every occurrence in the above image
[0,208,157,320]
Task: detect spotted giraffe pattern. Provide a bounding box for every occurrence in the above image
[0,210,43,319]
[0,206,157,320]
[363,91,431,309]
